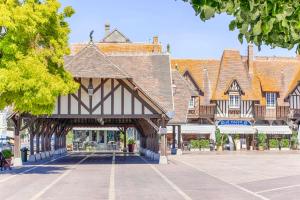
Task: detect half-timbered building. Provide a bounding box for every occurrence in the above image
[171,45,300,151]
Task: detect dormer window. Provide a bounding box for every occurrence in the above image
[266,92,276,108]
[188,97,195,109]
[229,94,240,109]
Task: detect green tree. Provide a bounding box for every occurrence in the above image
[0,0,78,115]
[183,0,300,52]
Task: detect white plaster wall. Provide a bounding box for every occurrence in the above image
[124,89,132,114]
[71,95,78,114]
[134,98,142,114]
[60,96,68,114]
[114,87,121,114]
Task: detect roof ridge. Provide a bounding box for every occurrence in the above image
[101,28,131,43]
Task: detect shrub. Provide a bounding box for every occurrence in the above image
[257,133,266,147]
[269,139,279,148]
[291,131,298,146]
[281,139,290,148]
[2,149,13,159]
[199,139,210,148]
[190,140,199,149]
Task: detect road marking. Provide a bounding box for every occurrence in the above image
[109,151,116,200]
[29,154,91,200]
[174,158,269,200]
[257,184,300,194]
[140,156,192,200]
[0,154,69,183]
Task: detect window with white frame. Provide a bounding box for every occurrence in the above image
[266,92,277,108]
[188,97,195,109]
[229,94,240,109]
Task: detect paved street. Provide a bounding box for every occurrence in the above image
[1,152,300,200]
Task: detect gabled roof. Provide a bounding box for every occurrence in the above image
[102,29,131,43]
[65,43,130,79]
[107,54,173,113]
[212,50,259,100]
[224,79,244,94]
[183,70,203,95]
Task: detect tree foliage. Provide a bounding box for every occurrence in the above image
[183,0,300,52]
[0,0,78,115]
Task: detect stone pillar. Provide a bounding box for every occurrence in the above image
[159,118,168,164]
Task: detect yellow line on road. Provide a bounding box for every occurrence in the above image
[109,151,116,200]
[29,154,92,200]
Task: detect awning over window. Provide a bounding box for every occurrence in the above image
[167,124,215,134]
[255,126,292,135]
[218,125,257,134]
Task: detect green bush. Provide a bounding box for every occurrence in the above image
[257,133,266,147]
[291,131,298,146]
[199,139,210,148]
[2,149,13,159]
[281,139,290,148]
[269,139,279,148]
[190,140,199,148]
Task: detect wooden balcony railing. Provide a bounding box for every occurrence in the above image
[199,105,215,118]
[254,105,289,120]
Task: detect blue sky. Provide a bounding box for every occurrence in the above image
[60,0,297,59]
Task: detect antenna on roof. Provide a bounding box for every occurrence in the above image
[89,30,94,43]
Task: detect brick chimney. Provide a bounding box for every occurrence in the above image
[105,23,110,36]
[248,44,254,74]
[153,36,159,45]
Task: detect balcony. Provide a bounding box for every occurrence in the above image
[199,105,215,118]
[254,105,289,120]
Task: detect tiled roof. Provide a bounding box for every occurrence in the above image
[108,54,173,113]
[65,44,130,79]
[169,70,195,124]
[102,29,131,43]
[171,50,300,106]
[70,42,162,55]
[212,50,260,100]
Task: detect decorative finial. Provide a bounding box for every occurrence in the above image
[89,30,94,43]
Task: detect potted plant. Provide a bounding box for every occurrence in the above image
[127,138,136,153]
[2,149,13,167]
[257,133,266,151]
[280,139,290,150]
[215,129,226,151]
[291,131,298,150]
[269,139,279,150]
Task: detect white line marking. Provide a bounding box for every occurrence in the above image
[257,184,300,194]
[0,154,69,183]
[140,156,192,200]
[109,151,116,200]
[29,154,91,200]
[174,158,269,200]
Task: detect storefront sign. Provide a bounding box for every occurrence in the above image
[218,120,251,126]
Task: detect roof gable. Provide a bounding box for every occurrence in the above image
[183,70,203,95]
[212,50,259,100]
[65,44,130,79]
[225,79,244,94]
[102,29,131,43]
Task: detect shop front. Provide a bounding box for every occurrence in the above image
[217,120,257,150]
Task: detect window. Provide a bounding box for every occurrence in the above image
[266,93,276,108]
[188,97,195,109]
[229,95,240,109]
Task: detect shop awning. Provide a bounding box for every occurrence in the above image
[167,124,215,134]
[218,125,257,134]
[255,126,292,135]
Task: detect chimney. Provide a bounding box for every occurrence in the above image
[248,44,254,74]
[105,23,110,36]
[153,36,159,45]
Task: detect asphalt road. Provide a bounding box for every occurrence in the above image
[1,152,300,200]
